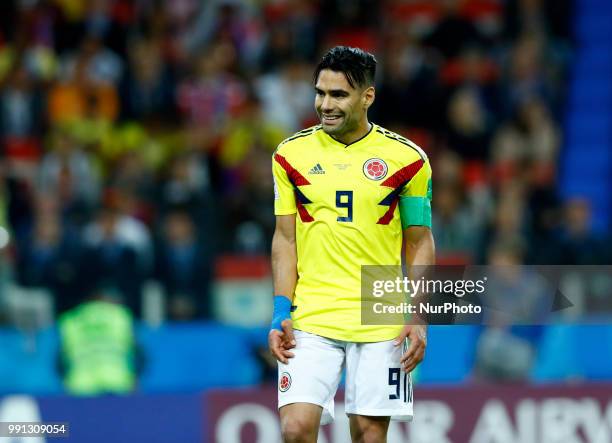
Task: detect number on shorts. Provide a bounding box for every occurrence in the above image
[388,368,400,400]
[389,368,411,402]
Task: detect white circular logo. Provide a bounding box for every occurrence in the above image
[279,372,292,392]
[363,158,388,181]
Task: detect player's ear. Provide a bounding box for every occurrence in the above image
[363,86,375,109]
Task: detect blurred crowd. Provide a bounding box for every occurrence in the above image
[0,0,609,329]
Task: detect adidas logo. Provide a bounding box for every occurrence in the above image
[308,163,325,174]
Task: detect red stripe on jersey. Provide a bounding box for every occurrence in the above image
[296,199,315,222]
[274,154,311,186]
[377,198,399,225]
[380,159,424,188]
[377,159,425,224]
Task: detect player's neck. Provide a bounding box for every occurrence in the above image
[332,121,372,145]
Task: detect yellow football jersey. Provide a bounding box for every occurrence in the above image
[272,123,432,342]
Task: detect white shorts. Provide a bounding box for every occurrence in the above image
[278,330,413,425]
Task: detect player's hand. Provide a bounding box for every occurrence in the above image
[395,324,427,373]
[268,319,297,364]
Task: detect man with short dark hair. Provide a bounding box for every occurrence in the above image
[269,46,435,443]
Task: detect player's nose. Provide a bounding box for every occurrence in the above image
[320,95,333,112]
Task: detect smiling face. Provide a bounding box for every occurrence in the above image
[314,69,374,144]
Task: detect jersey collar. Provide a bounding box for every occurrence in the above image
[321,123,377,149]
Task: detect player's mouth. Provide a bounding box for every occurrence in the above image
[321,114,343,125]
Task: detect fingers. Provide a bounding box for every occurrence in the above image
[400,341,425,372]
[400,327,427,372]
[268,330,288,364]
[281,319,296,347]
[268,329,295,364]
[271,344,289,364]
[400,339,417,365]
[273,345,295,364]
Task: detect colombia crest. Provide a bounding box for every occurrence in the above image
[363,158,388,181]
[279,372,292,392]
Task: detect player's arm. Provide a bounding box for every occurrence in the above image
[395,158,435,372]
[269,215,298,364]
[404,226,435,268]
[269,152,299,364]
[398,225,434,372]
[272,214,298,301]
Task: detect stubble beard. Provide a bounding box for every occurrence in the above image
[320,113,358,139]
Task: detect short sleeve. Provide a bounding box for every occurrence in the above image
[399,159,432,228]
[272,153,297,215]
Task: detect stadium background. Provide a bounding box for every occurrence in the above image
[0,0,611,441]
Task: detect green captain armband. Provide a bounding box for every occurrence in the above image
[399,196,432,229]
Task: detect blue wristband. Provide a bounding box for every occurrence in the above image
[271,295,292,331]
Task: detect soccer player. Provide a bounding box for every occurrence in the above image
[269,46,434,443]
